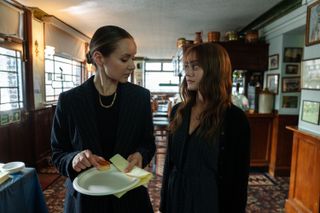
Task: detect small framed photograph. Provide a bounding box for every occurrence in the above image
[301,100,320,125]
[268,54,279,70]
[282,96,299,108]
[282,77,301,93]
[266,74,279,94]
[305,1,320,46]
[285,64,300,75]
[301,58,320,90]
[283,48,303,62]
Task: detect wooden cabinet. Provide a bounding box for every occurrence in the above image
[285,126,320,213]
[173,41,269,75]
[219,41,269,71]
[247,113,274,167]
[269,114,298,176]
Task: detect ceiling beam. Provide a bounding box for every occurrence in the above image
[240,0,301,34]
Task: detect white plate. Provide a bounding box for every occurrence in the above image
[73,165,139,196]
[1,161,25,174]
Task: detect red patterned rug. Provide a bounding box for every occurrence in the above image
[40,167,288,213]
[39,141,288,212]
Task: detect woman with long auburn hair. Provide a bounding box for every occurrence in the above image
[160,42,250,213]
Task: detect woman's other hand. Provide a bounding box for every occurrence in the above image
[72,149,106,172]
[125,152,143,172]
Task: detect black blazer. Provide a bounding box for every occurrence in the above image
[51,76,155,213]
[160,103,250,213]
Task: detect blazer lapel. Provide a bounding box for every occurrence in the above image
[113,83,133,156]
[79,78,102,155]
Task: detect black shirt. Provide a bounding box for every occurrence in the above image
[95,87,120,160]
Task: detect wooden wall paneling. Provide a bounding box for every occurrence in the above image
[0,108,55,167]
[33,107,54,168]
[0,127,10,162]
[269,114,298,176]
[8,113,35,166]
[285,127,320,213]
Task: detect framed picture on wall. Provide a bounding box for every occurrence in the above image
[268,54,279,70]
[301,58,320,90]
[305,0,320,46]
[282,95,299,108]
[302,100,320,125]
[282,77,301,93]
[266,74,279,94]
[283,48,303,62]
[285,64,300,75]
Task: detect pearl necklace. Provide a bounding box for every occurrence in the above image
[99,92,117,109]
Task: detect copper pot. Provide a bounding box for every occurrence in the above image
[208,31,220,42]
[176,38,186,48]
[225,31,238,41]
[194,32,203,44]
[245,30,258,43]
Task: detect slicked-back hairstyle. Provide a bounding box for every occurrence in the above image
[86,25,133,64]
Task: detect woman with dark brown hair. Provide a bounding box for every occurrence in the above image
[160,42,250,213]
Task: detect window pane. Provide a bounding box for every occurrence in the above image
[17,56,23,103]
[1,88,18,103]
[163,62,174,71]
[0,103,19,111]
[46,85,54,96]
[45,60,54,73]
[51,81,62,89]
[73,65,81,76]
[145,72,179,93]
[0,55,17,71]
[45,55,83,102]
[145,62,161,71]
[64,74,72,81]
[0,47,23,111]
[0,47,16,57]
[0,72,17,87]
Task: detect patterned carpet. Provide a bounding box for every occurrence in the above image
[40,135,289,212]
[40,166,289,213]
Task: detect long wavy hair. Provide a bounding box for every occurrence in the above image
[170,43,232,139]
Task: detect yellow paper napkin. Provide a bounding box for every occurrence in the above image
[110,154,153,198]
[0,170,9,185]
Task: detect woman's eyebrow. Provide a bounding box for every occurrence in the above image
[120,53,133,58]
[184,60,199,64]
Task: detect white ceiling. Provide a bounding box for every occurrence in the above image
[16,0,282,59]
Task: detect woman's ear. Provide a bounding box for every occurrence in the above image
[92,51,104,66]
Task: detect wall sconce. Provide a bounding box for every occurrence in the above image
[86,63,92,72]
[34,40,39,56]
